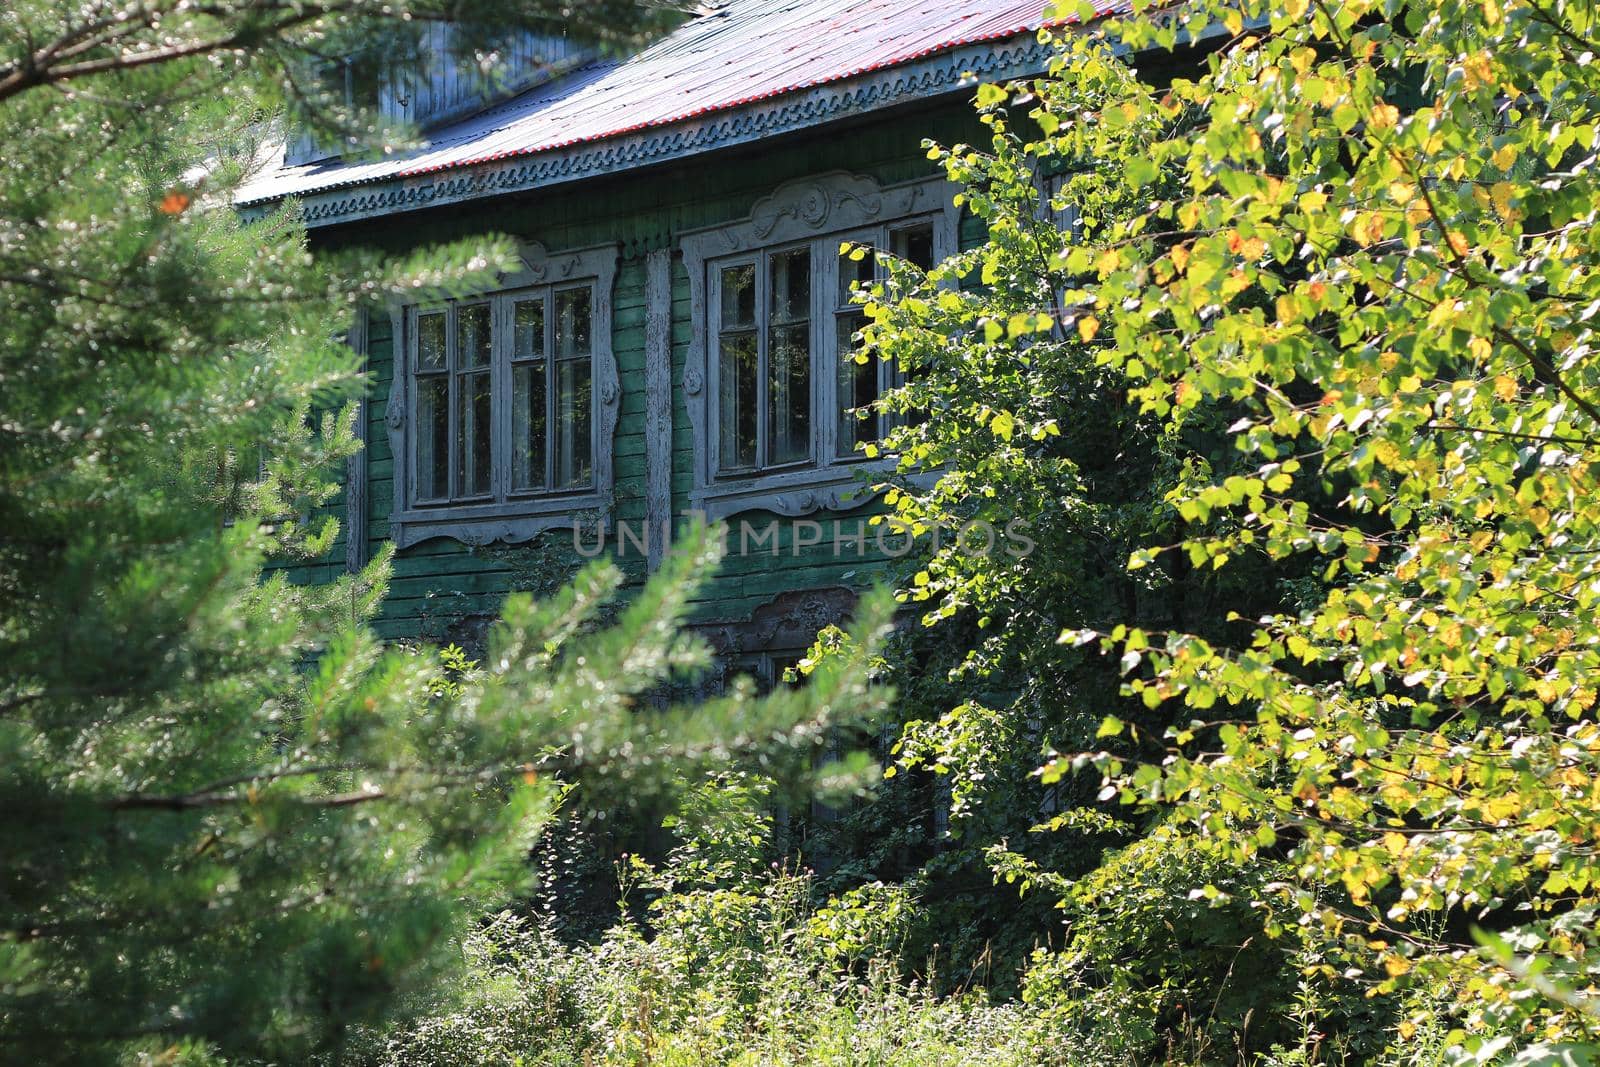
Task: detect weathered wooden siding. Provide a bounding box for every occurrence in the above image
[280,101,987,646]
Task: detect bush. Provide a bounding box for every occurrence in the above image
[364,778,1084,1067]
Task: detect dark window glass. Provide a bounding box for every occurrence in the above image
[769,324,810,464]
[415,374,450,500]
[458,303,491,367]
[838,249,875,303]
[719,330,758,470]
[837,311,874,456]
[721,263,756,328]
[554,358,592,489]
[556,288,591,356]
[418,311,447,370]
[511,362,546,491]
[511,298,547,492]
[513,298,544,360]
[718,264,759,471]
[456,369,491,496]
[768,249,810,465]
[891,223,935,270]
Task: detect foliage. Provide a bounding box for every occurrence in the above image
[802,0,1312,1037]
[827,0,1600,1056]
[907,0,1600,1057]
[364,780,1081,1067]
[0,2,888,1062]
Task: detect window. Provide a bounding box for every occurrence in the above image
[386,242,619,548]
[682,172,957,519]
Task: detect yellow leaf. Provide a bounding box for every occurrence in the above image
[1492,143,1517,170]
[1462,52,1494,91]
[1078,315,1100,342]
[1493,374,1517,400]
[1369,103,1400,131]
[1491,182,1516,219]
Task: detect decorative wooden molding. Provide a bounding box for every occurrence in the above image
[679,171,958,521]
[344,308,370,573]
[644,249,674,572]
[385,241,620,549]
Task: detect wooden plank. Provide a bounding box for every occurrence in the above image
[345,309,370,573]
[644,248,673,573]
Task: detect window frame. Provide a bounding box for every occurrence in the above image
[681,172,958,520]
[385,241,619,548]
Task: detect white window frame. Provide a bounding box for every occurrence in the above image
[384,241,619,547]
[680,172,958,520]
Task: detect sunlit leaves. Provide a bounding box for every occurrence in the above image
[1028,0,1600,1049]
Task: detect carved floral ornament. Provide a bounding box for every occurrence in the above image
[749,173,882,239]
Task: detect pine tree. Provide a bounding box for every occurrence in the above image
[0,4,886,1062]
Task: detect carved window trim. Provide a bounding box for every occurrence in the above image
[680,171,958,520]
[385,241,619,548]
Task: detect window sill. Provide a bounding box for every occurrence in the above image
[690,463,889,521]
[392,492,609,548]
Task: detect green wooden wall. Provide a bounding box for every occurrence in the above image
[281,100,989,647]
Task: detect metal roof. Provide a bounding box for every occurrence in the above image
[237,0,1112,221]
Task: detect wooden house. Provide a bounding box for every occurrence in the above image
[239,0,1109,676]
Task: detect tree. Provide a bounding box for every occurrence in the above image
[0,3,885,1062]
[857,0,1600,1055]
[869,0,1600,1056]
[824,25,1325,1049]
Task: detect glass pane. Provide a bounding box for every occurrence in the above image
[718,331,758,470]
[770,249,809,324]
[720,264,756,329]
[418,311,446,370]
[769,323,810,465]
[554,358,593,489]
[513,298,544,360]
[511,361,547,491]
[837,312,876,456]
[456,369,491,496]
[838,248,875,305]
[458,303,491,368]
[555,288,591,357]
[414,375,449,500]
[891,224,935,271]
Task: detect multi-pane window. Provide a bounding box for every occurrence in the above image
[714,250,811,474]
[707,218,937,478]
[409,283,595,506]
